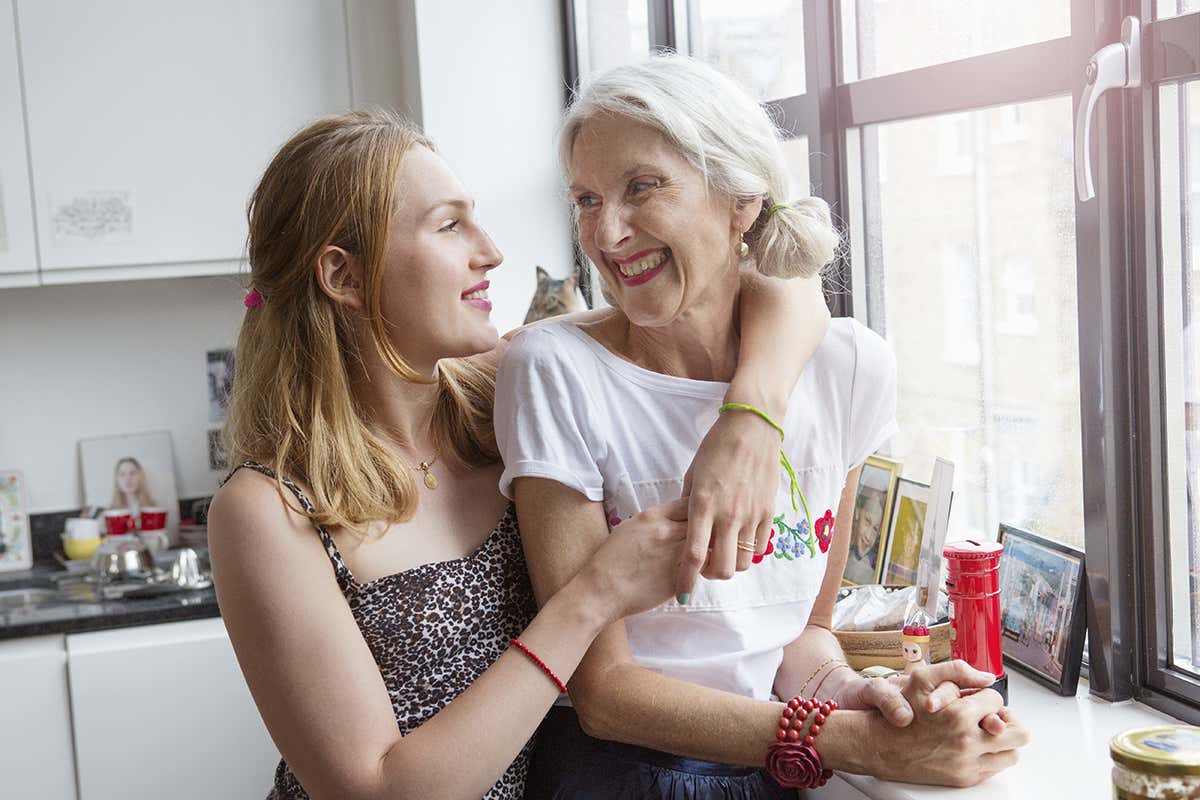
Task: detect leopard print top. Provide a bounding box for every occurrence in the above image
[228,463,538,800]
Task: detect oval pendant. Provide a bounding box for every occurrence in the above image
[423,472,439,490]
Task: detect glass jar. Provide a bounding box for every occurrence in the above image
[1111,726,1200,799]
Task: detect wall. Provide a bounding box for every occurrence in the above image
[414,0,575,335]
[0,277,245,512]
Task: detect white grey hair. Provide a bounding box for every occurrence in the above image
[559,53,839,279]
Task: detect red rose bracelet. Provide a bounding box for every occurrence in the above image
[767,695,839,789]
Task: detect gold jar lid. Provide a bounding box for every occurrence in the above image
[1111,726,1200,777]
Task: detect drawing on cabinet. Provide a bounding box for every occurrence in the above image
[50,189,134,246]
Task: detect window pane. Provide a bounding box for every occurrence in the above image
[577,0,650,82]
[1160,80,1200,677]
[841,0,1070,82]
[781,135,810,199]
[852,96,1084,549]
[686,0,805,100]
[1157,0,1200,19]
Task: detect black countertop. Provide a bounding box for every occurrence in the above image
[0,564,220,641]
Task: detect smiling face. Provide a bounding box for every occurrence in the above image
[569,114,748,328]
[374,146,504,371]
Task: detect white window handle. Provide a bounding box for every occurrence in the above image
[1075,17,1141,201]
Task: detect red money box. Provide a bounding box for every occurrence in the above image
[943,540,1008,703]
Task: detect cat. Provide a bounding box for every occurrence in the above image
[524,265,584,324]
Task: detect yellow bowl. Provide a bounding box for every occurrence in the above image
[63,536,102,561]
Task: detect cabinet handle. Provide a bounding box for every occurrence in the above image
[1075,16,1141,202]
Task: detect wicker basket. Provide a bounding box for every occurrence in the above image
[832,585,952,670]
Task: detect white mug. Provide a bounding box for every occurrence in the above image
[64,517,101,540]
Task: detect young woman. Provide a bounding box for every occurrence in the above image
[497,55,1026,797]
[207,109,833,799]
[110,457,157,514]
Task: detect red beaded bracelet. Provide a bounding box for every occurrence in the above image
[766,695,838,789]
[509,638,568,694]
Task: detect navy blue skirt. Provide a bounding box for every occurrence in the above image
[524,706,794,800]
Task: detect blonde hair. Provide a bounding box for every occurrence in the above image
[110,457,157,510]
[559,54,839,279]
[225,109,499,535]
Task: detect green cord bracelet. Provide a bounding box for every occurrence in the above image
[718,402,784,440]
[717,403,812,526]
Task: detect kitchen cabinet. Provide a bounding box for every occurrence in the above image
[16,0,351,284]
[0,634,78,799]
[67,617,278,800]
[0,0,38,287]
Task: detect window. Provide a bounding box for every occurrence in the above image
[853,96,1082,549]
[1158,78,1200,685]
[571,0,651,84]
[565,0,1200,717]
[997,257,1038,336]
[1159,0,1200,20]
[840,0,1071,82]
[686,0,806,100]
[941,243,981,365]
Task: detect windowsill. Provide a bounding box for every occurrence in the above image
[831,670,1182,799]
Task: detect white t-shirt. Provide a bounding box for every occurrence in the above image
[494,317,898,700]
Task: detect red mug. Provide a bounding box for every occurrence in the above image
[139,507,167,531]
[104,509,134,536]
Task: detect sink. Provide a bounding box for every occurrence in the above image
[0,587,59,610]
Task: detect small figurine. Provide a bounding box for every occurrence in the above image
[901,624,931,673]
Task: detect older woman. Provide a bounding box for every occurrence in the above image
[495,56,1027,797]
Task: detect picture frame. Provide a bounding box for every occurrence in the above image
[880,478,930,586]
[79,430,181,536]
[843,455,902,585]
[0,470,33,572]
[997,524,1087,696]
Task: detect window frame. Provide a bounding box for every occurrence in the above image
[1130,0,1200,721]
[560,0,1200,712]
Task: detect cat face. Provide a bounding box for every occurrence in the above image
[524,266,582,323]
[569,114,750,328]
[378,146,504,369]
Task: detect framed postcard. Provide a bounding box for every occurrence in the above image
[997,524,1087,696]
[843,455,901,585]
[881,478,930,586]
[0,470,33,572]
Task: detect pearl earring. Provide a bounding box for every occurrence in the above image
[737,234,750,258]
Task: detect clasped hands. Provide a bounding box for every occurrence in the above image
[830,660,1029,787]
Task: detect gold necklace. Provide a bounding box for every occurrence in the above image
[412,453,440,490]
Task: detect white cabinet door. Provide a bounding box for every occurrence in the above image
[68,618,278,800]
[0,634,78,799]
[16,0,351,283]
[0,0,38,286]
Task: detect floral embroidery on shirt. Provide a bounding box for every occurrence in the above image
[815,509,835,554]
[773,515,817,560]
[752,527,776,564]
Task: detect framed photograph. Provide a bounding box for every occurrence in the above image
[843,455,901,585]
[79,430,181,536]
[0,471,33,572]
[997,524,1087,696]
[207,348,235,425]
[881,478,930,586]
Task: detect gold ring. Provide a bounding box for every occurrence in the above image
[737,541,757,553]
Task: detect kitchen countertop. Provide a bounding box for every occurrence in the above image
[0,563,219,640]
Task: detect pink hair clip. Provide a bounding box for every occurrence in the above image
[243,288,263,308]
